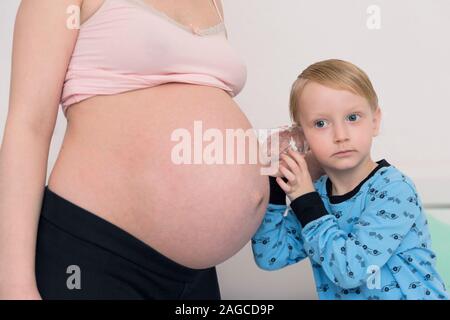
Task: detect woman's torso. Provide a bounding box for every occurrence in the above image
[47,0,269,269]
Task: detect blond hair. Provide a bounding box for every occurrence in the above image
[289,59,379,125]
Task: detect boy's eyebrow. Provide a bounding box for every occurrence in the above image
[307,106,366,119]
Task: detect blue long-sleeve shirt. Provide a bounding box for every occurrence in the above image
[252,159,448,300]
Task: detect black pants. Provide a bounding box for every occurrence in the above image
[35,186,221,300]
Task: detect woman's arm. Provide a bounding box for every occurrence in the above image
[0,0,81,299]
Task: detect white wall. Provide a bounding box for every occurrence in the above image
[1,0,449,299]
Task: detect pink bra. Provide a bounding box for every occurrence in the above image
[60,0,247,118]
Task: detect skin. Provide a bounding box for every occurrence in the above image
[277,81,382,202]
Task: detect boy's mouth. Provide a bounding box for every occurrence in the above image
[333,150,355,156]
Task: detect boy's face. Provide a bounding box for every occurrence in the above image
[296,81,381,172]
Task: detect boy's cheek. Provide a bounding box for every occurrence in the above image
[307,136,330,157]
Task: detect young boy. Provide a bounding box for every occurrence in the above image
[252,59,448,300]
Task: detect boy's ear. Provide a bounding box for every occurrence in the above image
[372,106,382,137]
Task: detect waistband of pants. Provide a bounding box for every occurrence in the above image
[40,186,211,282]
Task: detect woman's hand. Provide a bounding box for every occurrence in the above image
[276,148,316,202]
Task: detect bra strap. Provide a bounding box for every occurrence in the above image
[211,0,223,22]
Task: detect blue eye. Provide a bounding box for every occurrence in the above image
[314,120,328,128]
[347,113,361,122]
[314,113,360,128]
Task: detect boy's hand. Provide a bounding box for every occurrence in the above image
[276,148,316,202]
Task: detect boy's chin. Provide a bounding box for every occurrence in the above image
[322,157,360,172]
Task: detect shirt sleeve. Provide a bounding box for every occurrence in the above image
[290,180,422,289]
[251,177,308,270]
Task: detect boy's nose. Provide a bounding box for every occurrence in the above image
[333,123,350,143]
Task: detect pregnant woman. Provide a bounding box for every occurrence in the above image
[0,0,270,299]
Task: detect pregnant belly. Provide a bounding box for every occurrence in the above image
[48,84,269,269]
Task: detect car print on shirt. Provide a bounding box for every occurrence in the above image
[356,219,371,226]
[403,211,415,219]
[365,247,382,256]
[252,236,270,245]
[317,284,329,292]
[331,210,343,219]
[369,231,384,240]
[271,240,283,249]
[423,273,434,281]
[407,194,419,206]
[347,217,359,224]
[390,233,403,241]
[387,195,401,204]
[382,281,400,292]
[409,281,422,289]
[376,209,399,220]
[392,265,402,274]
[420,260,432,267]
[411,223,423,236]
